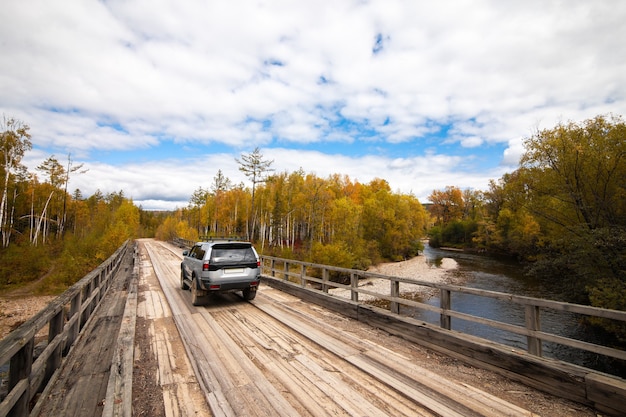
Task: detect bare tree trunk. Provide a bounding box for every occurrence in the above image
[30,188,35,243]
[6,189,17,247]
[0,169,9,248]
[33,191,54,246]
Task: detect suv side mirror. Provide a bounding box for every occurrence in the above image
[183,250,188,256]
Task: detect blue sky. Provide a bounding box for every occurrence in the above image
[2,0,625,210]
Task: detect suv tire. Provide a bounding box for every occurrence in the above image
[242,287,257,301]
[181,270,189,290]
[191,278,206,306]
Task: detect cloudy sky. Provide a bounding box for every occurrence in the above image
[2,0,625,210]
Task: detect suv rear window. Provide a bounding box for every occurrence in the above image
[210,246,257,263]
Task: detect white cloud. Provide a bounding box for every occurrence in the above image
[3,0,626,210]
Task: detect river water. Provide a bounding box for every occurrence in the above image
[413,244,624,376]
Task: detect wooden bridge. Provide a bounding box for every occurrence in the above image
[1,238,625,416]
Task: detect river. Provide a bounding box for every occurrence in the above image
[414,244,623,376]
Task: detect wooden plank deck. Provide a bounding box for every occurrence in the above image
[32,257,133,417]
[26,239,603,416]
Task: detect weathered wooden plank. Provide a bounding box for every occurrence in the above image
[356,303,592,404]
[29,333,66,397]
[171,313,241,414]
[32,270,132,416]
[256,291,538,417]
[193,310,300,417]
[361,346,538,417]
[206,390,237,417]
[248,345,351,416]
[102,264,137,417]
[0,378,28,417]
[133,241,213,417]
[586,373,626,416]
[263,276,360,320]
[294,353,393,417]
[217,305,391,416]
[263,275,600,407]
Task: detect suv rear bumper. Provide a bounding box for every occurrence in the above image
[199,278,260,292]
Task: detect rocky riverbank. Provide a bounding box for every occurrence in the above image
[330,254,458,301]
[0,295,56,339]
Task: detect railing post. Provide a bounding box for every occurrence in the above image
[94,271,101,303]
[44,309,65,386]
[80,284,90,329]
[322,268,329,293]
[87,278,95,318]
[350,272,358,302]
[300,264,306,287]
[284,262,290,281]
[440,289,451,330]
[271,259,276,277]
[390,279,400,314]
[525,305,542,356]
[9,337,34,417]
[66,292,82,355]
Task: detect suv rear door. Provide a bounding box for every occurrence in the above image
[208,242,258,272]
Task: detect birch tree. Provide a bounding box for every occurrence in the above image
[210,169,232,236]
[236,147,274,240]
[0,116,31,248]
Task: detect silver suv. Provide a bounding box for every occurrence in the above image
[181,240,261,306]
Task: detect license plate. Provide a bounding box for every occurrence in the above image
[224,268,245,274]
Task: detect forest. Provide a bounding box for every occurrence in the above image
[428,115,626,312]
[1,114,625,324]
[0,116,165,292]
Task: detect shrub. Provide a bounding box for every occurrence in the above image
[0,244,53,290]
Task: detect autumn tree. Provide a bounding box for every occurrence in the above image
[169,169,429,268]
[236,147,274,239]
[60,154,86,235]
[360,179,426,262]
[35,156,64,243]
[210,169,232,236]
[521,115,626,233]
[428,186,482,248]
[428,186,464,225]
[519,114,626,303]
[0,116,31,248]
[189,186,210,235]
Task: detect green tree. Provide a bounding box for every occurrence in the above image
[521,115,626,232]
[362,179,426,261]
[518,115,626,302]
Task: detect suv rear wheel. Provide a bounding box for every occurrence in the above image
[242,287,257,301]
[191,278,207,306]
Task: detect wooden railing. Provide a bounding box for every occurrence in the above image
[260,256,626,368]
[0,240,132,417]
[170,239,626,413]
[171,236,626,367]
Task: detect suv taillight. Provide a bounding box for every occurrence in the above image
[257,260,261,267]
[203,261,210,271]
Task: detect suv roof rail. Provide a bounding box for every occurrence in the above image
[199,235,248,242]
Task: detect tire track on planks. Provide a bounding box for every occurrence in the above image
[212,304,434,417]
[252,287,538,417]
